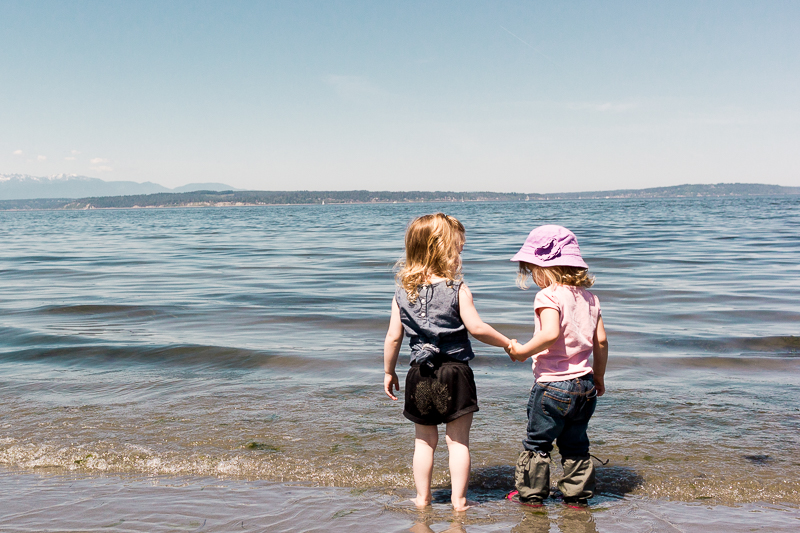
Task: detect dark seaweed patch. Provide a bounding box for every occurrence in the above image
[743,454,772,465]
[244,442,281,452]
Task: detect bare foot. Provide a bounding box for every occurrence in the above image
[410,496,431,508]
[452,499,478,512]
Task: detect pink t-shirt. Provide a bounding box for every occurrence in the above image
[532,284,601,382]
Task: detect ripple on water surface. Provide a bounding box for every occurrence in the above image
[0,198,799,511]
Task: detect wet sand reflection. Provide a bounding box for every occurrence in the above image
[409,504,598,533]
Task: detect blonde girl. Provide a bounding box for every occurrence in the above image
[383,213,510,511]
[505,225,608,507]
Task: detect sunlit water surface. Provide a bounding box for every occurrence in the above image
[1,197,798,531]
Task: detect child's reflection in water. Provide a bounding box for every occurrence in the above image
[512,505,599,533]
[556,506,599,533]
[410,519,465,533]
[409,505,598,533]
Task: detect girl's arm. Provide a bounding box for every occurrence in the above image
[508,307,560,361]
[383,298,404,400]
[592,316,608,397]
[458,284,511,348]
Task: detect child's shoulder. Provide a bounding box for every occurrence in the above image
[394,285,412,305]
[565,285,600,309]
[536,284,597,304]
[533,285,559,308]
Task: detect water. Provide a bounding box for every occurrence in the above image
[1,197,799,531]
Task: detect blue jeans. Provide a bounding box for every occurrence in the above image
[523,375,597,456]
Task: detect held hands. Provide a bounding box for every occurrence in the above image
[504,339,525,361]
[503,340,514,359]
[384,371,399,400]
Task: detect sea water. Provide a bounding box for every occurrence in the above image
[0,197,798,531]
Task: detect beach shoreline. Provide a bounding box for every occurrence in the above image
[1,469,797,532]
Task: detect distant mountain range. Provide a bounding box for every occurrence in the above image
[0,174,237,200]
[0,182,797,211]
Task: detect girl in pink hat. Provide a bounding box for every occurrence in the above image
[505,225,608,507]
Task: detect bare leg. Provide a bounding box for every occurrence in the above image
[412,423,439,507]
[445,412,473,511]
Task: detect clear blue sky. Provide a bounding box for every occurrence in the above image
[1,1,798,192]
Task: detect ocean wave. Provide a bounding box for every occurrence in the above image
[2,327,797,373]
[657,335,800,356]
[1,439,796,505]
[37,304,170,318]
[0,342,328,370]
[13,304,390,331]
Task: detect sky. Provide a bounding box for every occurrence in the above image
[1,1,798,193]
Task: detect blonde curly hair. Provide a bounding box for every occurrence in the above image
[517,262,594,290]
[396,213,465,303]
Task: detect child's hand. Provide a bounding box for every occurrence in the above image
[505,339,524,361]
[384,371,399,400]
[504,340,515,360]
[594,376,605,397]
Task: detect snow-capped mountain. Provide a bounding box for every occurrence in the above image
[0,174,237,200]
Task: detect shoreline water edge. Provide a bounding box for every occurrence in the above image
[1,470,798,532]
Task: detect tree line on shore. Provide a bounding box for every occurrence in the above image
[0,183,797,210]
[1,190,531,210]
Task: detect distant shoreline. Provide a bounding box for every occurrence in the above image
[1,183,798,211]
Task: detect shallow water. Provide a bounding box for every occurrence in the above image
[1,197,799,529]
[1,471,799,532]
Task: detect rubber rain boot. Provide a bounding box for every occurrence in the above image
[558,455,595,505]
[514,450,551,503]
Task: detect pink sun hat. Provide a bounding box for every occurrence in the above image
[511,225,589,269]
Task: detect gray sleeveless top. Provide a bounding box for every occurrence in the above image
[394,280,475,363]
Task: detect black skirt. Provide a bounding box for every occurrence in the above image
[403,358,479,425]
